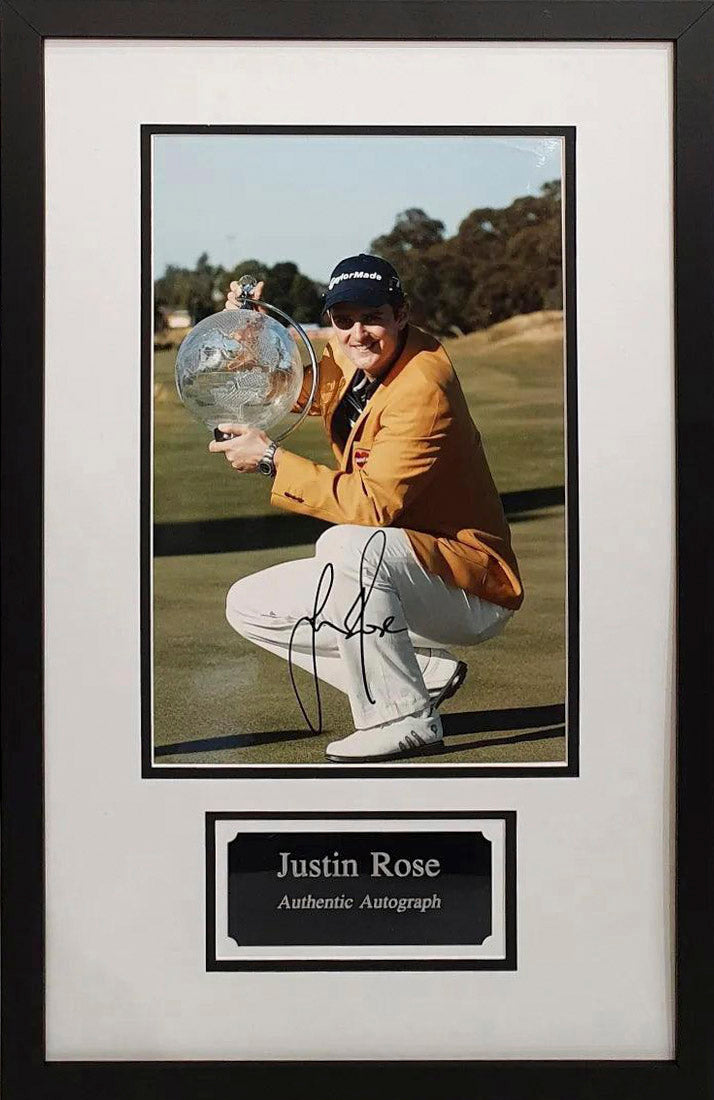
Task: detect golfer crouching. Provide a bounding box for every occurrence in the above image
[210,254,523,762]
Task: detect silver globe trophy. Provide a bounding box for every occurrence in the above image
[175,275,320,442]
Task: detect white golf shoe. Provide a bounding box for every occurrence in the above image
[325,708,444,763]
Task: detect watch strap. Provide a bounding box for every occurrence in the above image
[258,439,278,477]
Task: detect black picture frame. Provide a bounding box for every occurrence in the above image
[1,2,712,1097]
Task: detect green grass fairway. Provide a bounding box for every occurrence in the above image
[153,506,565,765]
[152,317,567,766]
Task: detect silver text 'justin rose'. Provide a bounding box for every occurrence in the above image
[276,850,442,879]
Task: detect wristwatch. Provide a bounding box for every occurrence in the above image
[257,439,279,477]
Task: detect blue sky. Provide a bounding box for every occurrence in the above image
[153,133,562,282]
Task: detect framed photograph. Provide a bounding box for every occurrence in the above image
[145,124,577,778]
[2,1,712,1096]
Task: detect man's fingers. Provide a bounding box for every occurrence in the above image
[223,279,265,311]
[208,426,248,452]
[206,442,248,471]
[227,279,264,299]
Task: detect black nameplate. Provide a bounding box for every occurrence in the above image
[207,813,517,970]
[227,830,492,947]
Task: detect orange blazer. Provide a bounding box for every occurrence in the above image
[271,325,524,610]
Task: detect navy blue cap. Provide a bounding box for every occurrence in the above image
[323,253,404,311]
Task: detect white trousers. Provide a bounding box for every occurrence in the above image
[226,524,513,730]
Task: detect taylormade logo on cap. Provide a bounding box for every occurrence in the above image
[328,270,384,290]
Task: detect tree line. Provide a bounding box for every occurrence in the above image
[154,180,562,336]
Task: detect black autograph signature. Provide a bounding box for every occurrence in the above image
[288,529,408,735]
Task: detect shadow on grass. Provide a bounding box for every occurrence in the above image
[442,702,564,736]
[153,486,565,557]
[154,515,330,557]
[155,703,566,760]
[508,509,562,525]
[155,727,318,756]
[437,724,564,758]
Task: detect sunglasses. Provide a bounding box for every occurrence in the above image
[328,308,391,330]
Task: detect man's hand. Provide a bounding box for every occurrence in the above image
[208,424,274,472]
[224,280,265,311]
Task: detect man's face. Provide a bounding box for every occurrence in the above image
[329,301,408,378]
